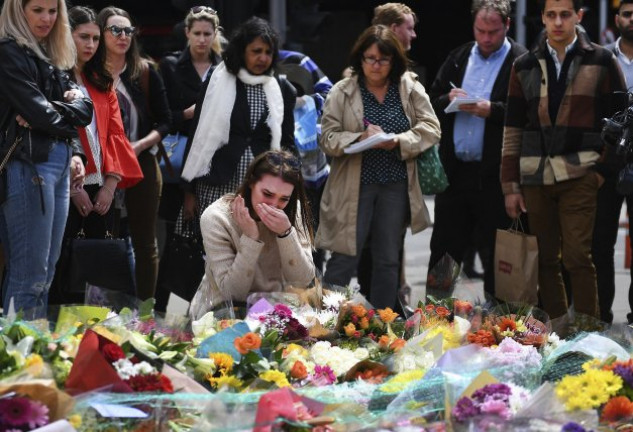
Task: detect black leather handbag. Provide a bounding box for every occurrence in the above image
[156,224,205,307]
[59,219,134,296]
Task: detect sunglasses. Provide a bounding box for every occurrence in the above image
[191,6,217,15]
[265,152,301,171]
[105,25,136,37]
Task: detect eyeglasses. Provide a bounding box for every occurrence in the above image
[105,25,136,38]
[191,6,217,15]
[362,56,391,67]
[265,152,301,171]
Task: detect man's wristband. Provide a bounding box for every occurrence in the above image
[277,226,292,238]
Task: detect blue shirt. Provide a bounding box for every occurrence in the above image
[453,38,511,162]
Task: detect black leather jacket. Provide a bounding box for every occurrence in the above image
[0,38,92,163]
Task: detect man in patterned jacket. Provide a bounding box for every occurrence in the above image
[501,0,626,319]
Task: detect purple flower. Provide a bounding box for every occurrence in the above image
[561,422,587,432]
[613,364,633,388]
[471,383,511,403]
[310,365,337,386]
[479,399,511,420]
[0,396,33,426]
[453,396,479,422]
[284,317,309,340]
[26,399,49,429]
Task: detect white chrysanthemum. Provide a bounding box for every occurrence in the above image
[323,292,346,310]
[392,344,435,373]
[113,358,136,380]
[542,332,562,359]
[316,310,338,327]
[134,361,155,376]
[309,342,362,376]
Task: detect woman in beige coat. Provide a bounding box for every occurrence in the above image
[317,25,441,309]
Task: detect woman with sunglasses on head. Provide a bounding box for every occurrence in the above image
[318,25,441,310]
[157,6,224,238]
[179,17,296,241]
[0,0,93,315]
[96,6,172,301]
[199,150,314,304]
[49,6,144,304]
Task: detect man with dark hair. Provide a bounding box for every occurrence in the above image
[594,0,633,323]
[428,0,527,295]
[502,0,626,319]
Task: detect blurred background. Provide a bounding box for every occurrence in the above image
[46,0,618,87]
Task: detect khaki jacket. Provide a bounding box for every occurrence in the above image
[316,72,441,255]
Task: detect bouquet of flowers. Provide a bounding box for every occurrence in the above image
[467,303,549,348]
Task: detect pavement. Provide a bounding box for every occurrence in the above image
[400,196,633,324]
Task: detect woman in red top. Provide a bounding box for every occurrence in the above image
[49,6,143,304]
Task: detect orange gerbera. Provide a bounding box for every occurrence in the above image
[351,304,368,318]
[467,330,496,347]
[601,396,633,423]
[497,317,517,332]
[378,307,399,324]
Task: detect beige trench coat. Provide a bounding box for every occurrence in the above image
[316,72,441,256]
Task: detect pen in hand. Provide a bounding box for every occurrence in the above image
[363,117,371,128]
[450,81,458,89]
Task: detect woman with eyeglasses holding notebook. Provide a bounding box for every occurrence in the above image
[96,6,172,301]
[198,150,314,304]
[317,25,440,310]
[180,16,296,237]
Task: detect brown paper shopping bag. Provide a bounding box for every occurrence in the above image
[494,219,539,305]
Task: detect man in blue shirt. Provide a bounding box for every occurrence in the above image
[428,0,527,296]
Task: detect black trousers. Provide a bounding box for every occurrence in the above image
[592,175,633,323]
[429,180,512,296]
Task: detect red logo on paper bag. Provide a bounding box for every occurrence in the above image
[498,260,512,274]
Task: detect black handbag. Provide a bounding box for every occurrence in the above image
[156,223,205,306]
[62,220,134,296]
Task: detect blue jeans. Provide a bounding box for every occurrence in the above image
[324,181,409,309]
[0,142,71,317]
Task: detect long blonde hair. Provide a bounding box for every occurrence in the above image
[185,7,224,57]
[0,0,76,70]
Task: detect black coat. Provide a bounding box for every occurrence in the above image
[159,49,221,135]
[183,71,297,188]
[118,62,172,143]
[0,38,92,163]
[430,39,527,189]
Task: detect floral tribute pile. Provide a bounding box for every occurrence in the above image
[2,287,633,431]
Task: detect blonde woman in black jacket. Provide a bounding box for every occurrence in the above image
[0,0,93,316]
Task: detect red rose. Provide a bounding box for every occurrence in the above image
[102,343,125,363]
